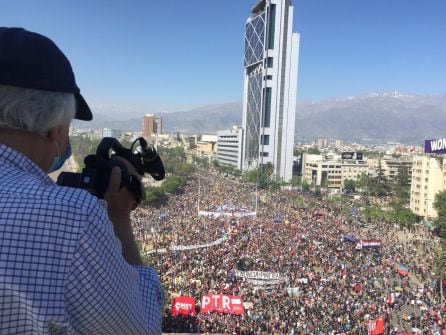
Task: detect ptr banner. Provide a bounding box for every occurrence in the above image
[200,294,245,315]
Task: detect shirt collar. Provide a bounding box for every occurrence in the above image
[0,143,55,185]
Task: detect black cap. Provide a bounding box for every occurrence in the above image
[0,27,92,121]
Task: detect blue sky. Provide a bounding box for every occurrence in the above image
[1,0,445,118]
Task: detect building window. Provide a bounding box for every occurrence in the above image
[260,152,269,157]
[263,87,272,127]
[267,4,276,49]
[267,57,273,68]
[265,75,272,80]
[261,134,270,145]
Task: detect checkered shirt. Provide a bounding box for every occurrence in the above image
[0,144,163,334]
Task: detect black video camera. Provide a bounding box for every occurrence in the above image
[57,137,165,203]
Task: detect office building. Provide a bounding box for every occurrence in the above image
[410,156,446,220]
[302,153,368,190]
[317,138,329,149]
[217,127,244,169]
[241,0,300,181]
[368,157,413,184]
[142,114,162,137]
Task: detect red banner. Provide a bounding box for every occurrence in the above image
[171,296,196,316]
[368,317,384,335]
[200,294,245,314]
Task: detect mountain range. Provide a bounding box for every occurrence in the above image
[73,92,446,143]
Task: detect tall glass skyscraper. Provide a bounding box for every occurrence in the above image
[242,0,299,181]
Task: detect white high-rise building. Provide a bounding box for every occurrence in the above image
[241,0,300,181]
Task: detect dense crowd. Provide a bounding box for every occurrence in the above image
[131,172,445,334]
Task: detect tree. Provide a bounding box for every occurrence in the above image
[161,176,186,194]
[386,201,416,227]
[268,175,284,192]
[396,165,410,188]
[434,190,446,238]
[361,150,383,158]
[290,175,302,187]
[394,165,411,202]
[434,242,446,304]
[356,172,370,194]
[343,179,356,193]
[307,147,321,155]
[434,189,446,303]
[242,168,269,188]
[362,204,384,222]
[143,186,167,208]
[70,135,101,171]
[293,147,303,156]
[369,159,391,196]
[301,179,310,192]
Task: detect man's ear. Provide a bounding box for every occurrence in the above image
[46,125,66,142]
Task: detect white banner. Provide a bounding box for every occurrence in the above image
[234,270,282,280]
[296,278,308,284]
[234,270,288,286]
[287,287,304,296]
[198,210,256,218]
[246,278,284,286]
[147,236,228,254]
[171,236,228,251]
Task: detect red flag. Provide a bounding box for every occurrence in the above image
[368,317,384,335]
[171,296,196,316]
[387,293,395,305]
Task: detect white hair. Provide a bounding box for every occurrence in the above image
[0,84,75,136]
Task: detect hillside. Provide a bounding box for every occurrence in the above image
[73,92,446,143]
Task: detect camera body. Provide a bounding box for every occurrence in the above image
[57,137,165,202]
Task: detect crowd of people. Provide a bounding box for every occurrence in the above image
[131,171,445,334]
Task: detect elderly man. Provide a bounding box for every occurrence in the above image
[0,27,163,334]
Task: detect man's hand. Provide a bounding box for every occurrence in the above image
[104,158,143,265]
[104,164,138,216]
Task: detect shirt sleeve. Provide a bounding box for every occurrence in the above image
[64,204,164,335]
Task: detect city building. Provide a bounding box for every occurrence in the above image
[368,157,413,184]
[142,114,162,137]
[302,153,368,190]
[342,160,368,182]
[186,135,199,150]
[216,127,244,169]
[196,134,218,160]
[197,142,217,158]
[241,0,300,181]
[102,128,122,138]
[317,138,329,149]
[410,156,446,220]
[201,134,218,143]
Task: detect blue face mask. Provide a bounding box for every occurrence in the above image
[49,141,72,173]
